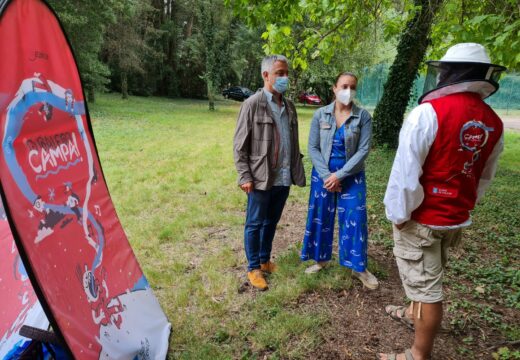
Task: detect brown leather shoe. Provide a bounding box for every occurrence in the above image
[247,269,268,290]
[260,261,277,274]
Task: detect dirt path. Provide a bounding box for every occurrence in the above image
[268,201,515,360]
[502,116,520,131]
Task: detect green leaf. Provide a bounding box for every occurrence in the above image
[281,26,292,36]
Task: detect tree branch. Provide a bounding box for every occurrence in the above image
[486,340,520,351]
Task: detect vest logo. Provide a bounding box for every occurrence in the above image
[457,120,495,177]
[459,120,493,152]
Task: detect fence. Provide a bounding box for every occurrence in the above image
[356,63,520,112]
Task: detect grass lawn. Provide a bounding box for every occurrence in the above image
[89,94,519,359]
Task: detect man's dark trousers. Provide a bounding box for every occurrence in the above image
[244,186,290,271]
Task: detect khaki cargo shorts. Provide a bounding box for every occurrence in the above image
[393,220,462,303]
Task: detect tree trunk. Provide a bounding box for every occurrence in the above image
[291,68,301,102]
[207,79,215,111]
[167,0,177,96]
[186,15,194,38]
[87,85,95,103]
[372,0,444,148]
[201,0,217,111]
[121,71,128,99]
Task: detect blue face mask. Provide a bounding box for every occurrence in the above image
[273,76,289,94]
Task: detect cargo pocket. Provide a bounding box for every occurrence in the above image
[415,222,435,247]
[393,247,425,287]
[254,117,274,141]
[249,154,267,182]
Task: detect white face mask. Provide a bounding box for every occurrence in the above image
[336,88,356,106]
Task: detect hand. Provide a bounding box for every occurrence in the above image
[330,182,342,193]
[324,173,340,191]
[240,182,254,194]
[395,221,407,230]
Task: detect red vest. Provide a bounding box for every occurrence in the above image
[411,92,503,226]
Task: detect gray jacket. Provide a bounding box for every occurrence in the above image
[233,90,306,190]
[308,101,372,180]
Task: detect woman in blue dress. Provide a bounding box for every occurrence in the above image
[301,72,378,289]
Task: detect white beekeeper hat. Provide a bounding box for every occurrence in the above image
[419,43,506,103]
[432,43,492,64]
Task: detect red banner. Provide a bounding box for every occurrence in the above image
[0,195,48,359]
[0,1,170,358]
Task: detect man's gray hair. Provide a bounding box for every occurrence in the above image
[261,55,289,75]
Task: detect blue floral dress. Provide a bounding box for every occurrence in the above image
[301,122,368,272]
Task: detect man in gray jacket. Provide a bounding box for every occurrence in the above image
[233,55,306,290]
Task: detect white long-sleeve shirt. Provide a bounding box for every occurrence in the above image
[384,102,504,228]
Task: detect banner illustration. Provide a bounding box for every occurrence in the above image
[0,1,171,358]
[0,195,49,359]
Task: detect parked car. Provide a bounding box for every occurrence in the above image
[222,86,254,101]
[298,92,322,105]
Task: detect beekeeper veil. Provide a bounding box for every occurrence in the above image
[419,43,506,103]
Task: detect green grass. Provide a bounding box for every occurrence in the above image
[89,94,519,359]
[90,95,324,359]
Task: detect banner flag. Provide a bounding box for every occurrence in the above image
[0,0,171,358]
[0,195,49,359]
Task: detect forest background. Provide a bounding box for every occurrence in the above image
[48,0,519,146]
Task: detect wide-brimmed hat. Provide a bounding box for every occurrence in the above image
[419,43,507,103]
